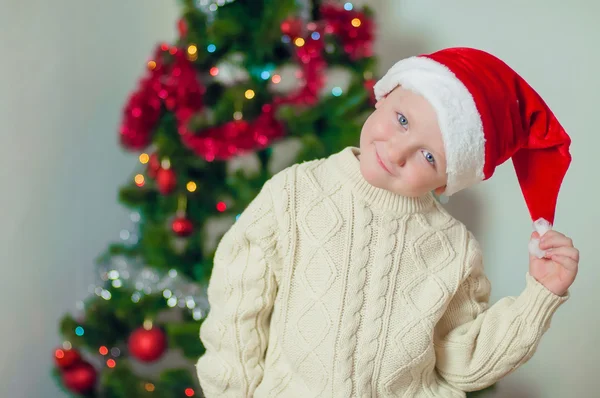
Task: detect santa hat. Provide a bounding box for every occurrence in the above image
[373,47,571,232]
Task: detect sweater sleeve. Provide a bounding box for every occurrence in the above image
[196,180,280,398]
[433,234,569,392]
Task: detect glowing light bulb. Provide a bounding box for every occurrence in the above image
[139,153,149,164]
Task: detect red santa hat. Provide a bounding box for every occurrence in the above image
[373,47,571,229]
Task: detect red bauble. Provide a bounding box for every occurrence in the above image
[147,153,161,178]
[54,348,82,370]
[156,168,177,195]
[280,17,303,37]
[177,18,188,37]
[364,79,376,105]
[172,216,194,237]
[128,326,167,362]
[62,361,97,394]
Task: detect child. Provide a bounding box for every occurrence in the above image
[196,47,579,397]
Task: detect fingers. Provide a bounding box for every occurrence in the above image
[547,253,579,273]
[539,230,574,250]
[544,246,580,263]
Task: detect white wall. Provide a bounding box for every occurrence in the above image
[0,1,179,397]
[372,0,599,396]
[1,0,597,397]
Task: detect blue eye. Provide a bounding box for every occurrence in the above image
[397,113,408,127]
[422,150,435,165]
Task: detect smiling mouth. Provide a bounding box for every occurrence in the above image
[375,150,393,175]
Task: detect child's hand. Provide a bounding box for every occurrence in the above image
[529,230,579,296]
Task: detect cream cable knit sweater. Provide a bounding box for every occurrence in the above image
[196,146,568,398]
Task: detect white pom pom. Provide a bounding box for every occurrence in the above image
[528,239,545,259]
[529,218,552,258]
[533,218,552,236]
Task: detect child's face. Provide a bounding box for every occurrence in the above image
[358,86,448,197]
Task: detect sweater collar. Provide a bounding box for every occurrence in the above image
[333,146,436,214]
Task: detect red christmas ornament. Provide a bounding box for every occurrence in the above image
[147,153,161,178]
[62,361,97,394]
[171,216,194,237]
[364,79,376,105]
[156,168,177,194]
[280,17,303,37]
[177,18,188,37]
[54,347,82,370]
[128,326,167,362]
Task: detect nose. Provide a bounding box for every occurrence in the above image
[386,141,408,167]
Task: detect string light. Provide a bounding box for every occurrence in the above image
[143,319,153,330]
[216,201,227,212]
[344,2,354,10]
[145,383,155,392]
[107,359,116,368]
[186,181,197,192]
[134,174,145,187]
[260,71,270,80]
[332,87,343,96]
[207,44,216,53]
[139,153,149,164]
[187,44,198,56]
[311,32,320,40]
[132,292,141,303]
[160,43,169,51]
[271,74,281,84]
[187,44,198,61]
[75,326,85,336]
[55,349,65,359]
[245,89,255,99]
[185,388,195,397]
[63,341,72,350]
[233,111,243,120]
[147,61,157,71]
[99,346,108,355]
[209,67,219,76]
[169,47,178,55]
[294,38,305,47]
[351,18,361,27]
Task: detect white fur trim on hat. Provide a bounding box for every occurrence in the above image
[373,56,486,195]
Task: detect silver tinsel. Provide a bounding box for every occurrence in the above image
[195,0,237,23]
[85,211,210,319]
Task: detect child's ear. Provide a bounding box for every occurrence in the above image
[434,185,447,195]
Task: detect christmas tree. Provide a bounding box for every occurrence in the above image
[53,1,495,396]
[53,0,378,396]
